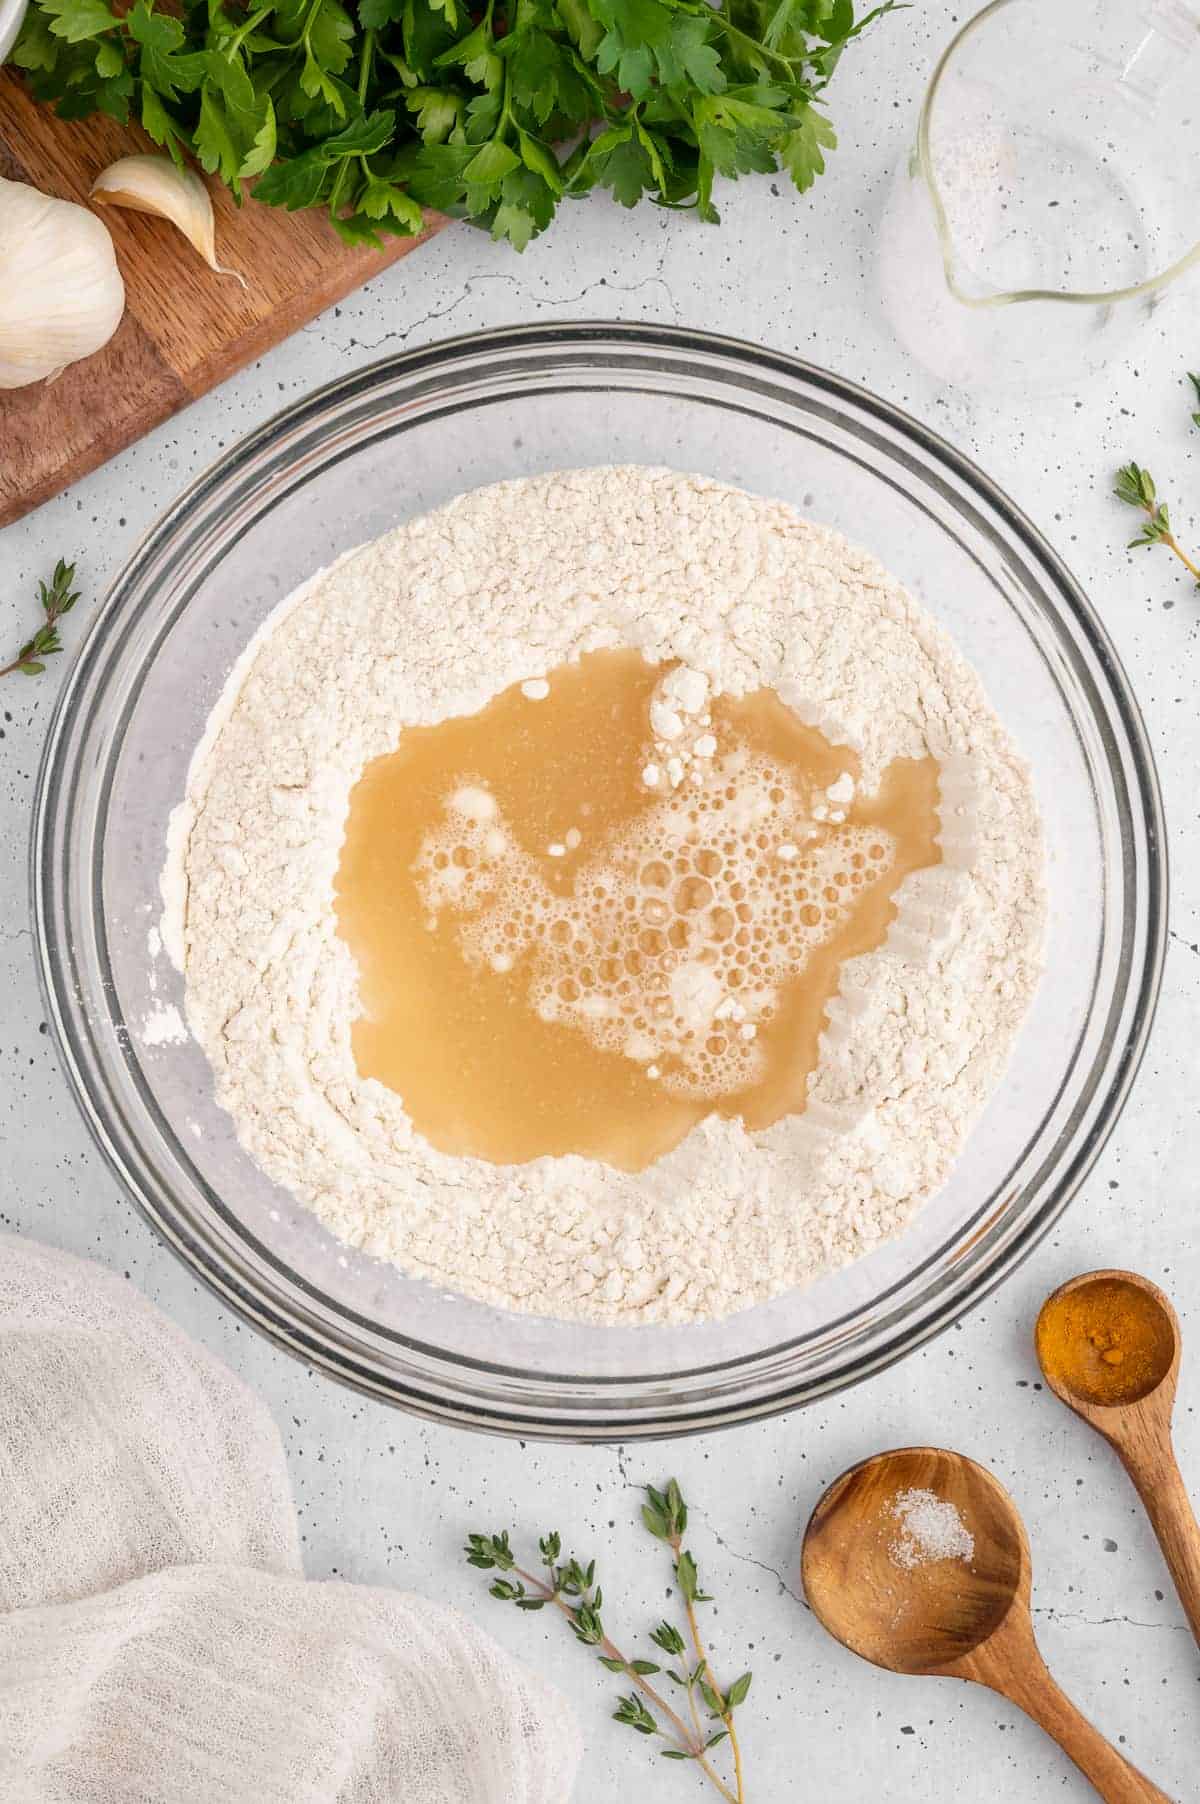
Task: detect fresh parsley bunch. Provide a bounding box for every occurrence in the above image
[12,0,895,248]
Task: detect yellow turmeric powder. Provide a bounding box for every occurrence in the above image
[1036,1277,1175,1407]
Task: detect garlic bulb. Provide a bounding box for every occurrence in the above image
[92,156,246,287]
[0,177,126,389]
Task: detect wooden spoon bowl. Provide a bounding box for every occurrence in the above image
[801,1447,1026,1673]
[1036,1271,1178,1411]
[802,1447,1174,1802]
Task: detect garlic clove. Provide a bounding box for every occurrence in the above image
[91,155,247,288]
[0,177,126,390]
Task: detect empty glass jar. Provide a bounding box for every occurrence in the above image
[879,0,1200,390]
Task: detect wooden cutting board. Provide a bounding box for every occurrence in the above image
[0,69,446,527]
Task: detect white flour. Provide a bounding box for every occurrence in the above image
[161,467,1044,1326]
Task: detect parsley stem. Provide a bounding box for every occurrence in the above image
[324,29,377,225]
[328,159,352,218]
[497,52,513,137]
[222,4,270,59]
[299,0,322,50]
[358,25,375,103]
[713,10,800,72]
[355,26,378,190]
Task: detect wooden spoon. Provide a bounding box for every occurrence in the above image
[1036,1269,1200,1648]
[802,1447,1174,1802]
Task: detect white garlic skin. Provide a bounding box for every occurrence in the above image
[0,176,126,389]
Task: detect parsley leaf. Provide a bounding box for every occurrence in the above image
[38,0,117,44]
[194,83,243,184]
[13,0,895,246]
[779,103,836,192]
[237,97,278,178]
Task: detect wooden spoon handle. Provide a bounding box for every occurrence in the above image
[1115,1440,1200,1648]
[971,1644,1174,1803]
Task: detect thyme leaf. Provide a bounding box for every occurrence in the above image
[465,1478,752,1800]
[1,559,82,681]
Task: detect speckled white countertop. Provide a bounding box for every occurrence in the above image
[2,3,1199,1796]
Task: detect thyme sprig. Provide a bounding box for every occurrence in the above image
[1113,372,1200,587]
[0,559,82,680]
[465,1478,751,1802]
[642,1480,749,1795]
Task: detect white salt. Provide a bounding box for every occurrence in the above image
[888,1487,975,1571]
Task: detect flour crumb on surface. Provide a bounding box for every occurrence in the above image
[161,466,1045,1327]
[141,1002,189,1048]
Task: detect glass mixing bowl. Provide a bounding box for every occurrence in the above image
[33,324,1166,1440]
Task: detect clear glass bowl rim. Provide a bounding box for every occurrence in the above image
[31,321,1168,1441]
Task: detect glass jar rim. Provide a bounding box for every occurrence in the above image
[917,0,1200,309]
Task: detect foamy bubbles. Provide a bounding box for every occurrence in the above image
[413,671,897,1101]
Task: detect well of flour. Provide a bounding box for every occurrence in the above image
[335,648,940,1172]
[161,466,1044,1326]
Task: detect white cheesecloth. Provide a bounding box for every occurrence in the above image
[0,1235,581,1802]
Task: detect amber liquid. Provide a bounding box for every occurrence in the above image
[334,650,941,1171]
